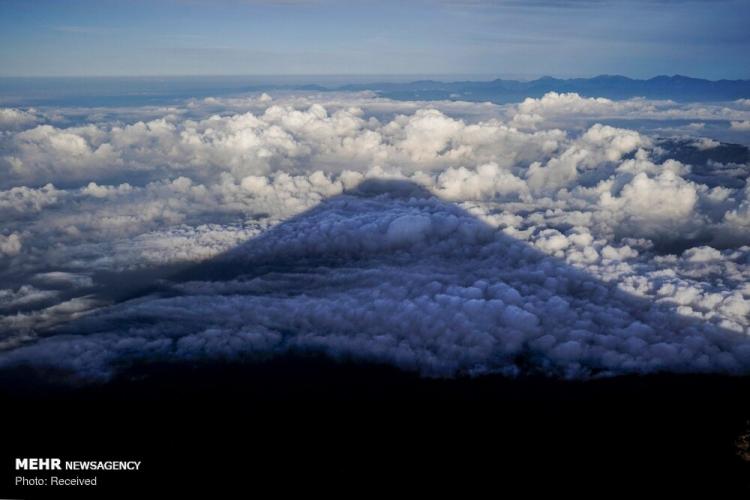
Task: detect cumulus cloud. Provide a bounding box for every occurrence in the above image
[0,183,61,214]
[692,137,719,150]
[0,91,749,382]
[0,233,22,257]
[508,92,750,131]
[0,108,38,130]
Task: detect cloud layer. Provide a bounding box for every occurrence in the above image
[0,91,748,381]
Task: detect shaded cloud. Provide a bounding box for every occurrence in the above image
[2,185,749,380]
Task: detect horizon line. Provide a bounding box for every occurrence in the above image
[1,73,750,82]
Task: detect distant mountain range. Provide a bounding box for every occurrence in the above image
[1,74,748,107]
[297,75,750,103]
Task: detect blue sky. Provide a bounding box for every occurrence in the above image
[0,0,748,79]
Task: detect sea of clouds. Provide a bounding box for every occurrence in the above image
[0,90,749,381]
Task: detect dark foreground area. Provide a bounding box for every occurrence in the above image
[2,356,750,497]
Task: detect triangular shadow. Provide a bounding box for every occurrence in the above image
[9,177,747,381]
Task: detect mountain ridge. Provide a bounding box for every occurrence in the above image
[330,74,750,102]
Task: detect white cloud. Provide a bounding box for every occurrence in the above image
[692,137,719,150]
[0,108,38,130]
[599,170,699,236]
[0,233,22,257]
[0,183,60,214]
[509,92,750,130]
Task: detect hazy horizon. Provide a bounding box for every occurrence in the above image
[1,72,749,81]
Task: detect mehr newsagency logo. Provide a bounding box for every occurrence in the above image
[14,457,142,488]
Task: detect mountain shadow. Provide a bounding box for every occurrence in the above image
[2,177,748,383]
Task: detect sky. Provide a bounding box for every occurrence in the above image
[0,0,749,79]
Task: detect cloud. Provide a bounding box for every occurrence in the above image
[0,233,22,257]
[5,91,748,190]
[0,285,58,310]
[32,272,94,289]
[0,108,38,130]
[0,184,61,214]
[692,137,719,150]
[0,91,749,381]
[731,120,750,131]
[508,92,750,131]
[2,186,749,381]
